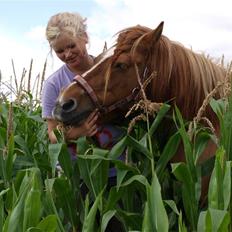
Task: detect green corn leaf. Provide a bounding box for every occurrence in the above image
[82,190,103,232]
[27,114,44,123]
[101,210,116,232]
[6,133,15,182]
[0,127,7,182]
[78,156,100,198]
[208,147,225,210]
[77,158,94,196]
[146,173,169,232]
[49,143,73,178]
[126,135,152,159]
[53,178,77,227]
[109,135,151,159]
[115,209,141,231]
[58,144,73,178]
[142,202,152,232]
[44,178,65,232]
[23,168,42,230]
[113,159,140,174]
[210,98,225,123]
[78,148,109,197]
[5,181,30,232]
[0,190,8,230]
[109,136,128,159]
[223,161,231,210]
[48,143,62,177]
[105,186,123,211]
[121,174,148,188]
[26,228,42,232]
[139,104,170,152]
[148,103,171,136]
[36,215,57,232]
[14,135,30,155]
[156,132,181,179]
[0,153,7,185]
[174,106,196,180]
[197,210,208,232]
[209,208,230,232]
[194,131,213,164]
[164,200,180,216]
[178,211,188,232]
[172,163,193,193]
[76,136,91,154]
[91,159,109,195]
[211,97,232,161]
[197,208,230,232]
[116,169,127,191]
[172,162,199,229]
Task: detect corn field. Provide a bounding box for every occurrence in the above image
[0,61,232,232]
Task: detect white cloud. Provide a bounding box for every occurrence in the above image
[0,26,63,88]
[25,25,46,41]
[0,35,45,80]
[87,0,232,63]
[1,0,232,92]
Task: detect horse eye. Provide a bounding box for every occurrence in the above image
[114,62,128,70]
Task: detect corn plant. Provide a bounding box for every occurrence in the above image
[1,70,232,231]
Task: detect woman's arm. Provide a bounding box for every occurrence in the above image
[47,119,59,143]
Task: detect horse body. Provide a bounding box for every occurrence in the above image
[52,22,228,202]
[54,22,225,124]
[53,22,226,162]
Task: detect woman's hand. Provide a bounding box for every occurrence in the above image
[80,110,99,137]
[65,110,99,141]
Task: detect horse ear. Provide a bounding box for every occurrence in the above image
[141,21,164,48]
[103,41,107,52]
[153,21,164,41]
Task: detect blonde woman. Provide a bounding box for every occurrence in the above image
[42,12,98,144]
[41,12,125,160]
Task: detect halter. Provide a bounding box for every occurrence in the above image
[73,75,141,114]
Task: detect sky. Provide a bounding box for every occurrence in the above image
[0,0,232,92]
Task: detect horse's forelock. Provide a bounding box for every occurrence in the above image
[115,25,151,53]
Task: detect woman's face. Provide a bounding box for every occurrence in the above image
[52,32,88,70]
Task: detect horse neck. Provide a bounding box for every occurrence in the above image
[147,37,226,122]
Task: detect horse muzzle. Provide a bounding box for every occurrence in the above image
[52,97,96,126]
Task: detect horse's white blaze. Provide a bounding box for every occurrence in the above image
[59,82,77,103]
[82,46,115,77]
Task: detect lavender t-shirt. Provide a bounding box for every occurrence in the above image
[41,64,75,119]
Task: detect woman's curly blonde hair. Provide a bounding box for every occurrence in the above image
[46,12,88,46]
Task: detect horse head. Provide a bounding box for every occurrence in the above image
[53,22,165,125]
[53,20,225,127]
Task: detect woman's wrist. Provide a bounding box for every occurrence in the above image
[65,126,84,141]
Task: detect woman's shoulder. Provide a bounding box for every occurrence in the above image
[45,65,66,82]
[44,64,74,86]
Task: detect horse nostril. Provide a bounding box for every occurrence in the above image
[61,98,77,112]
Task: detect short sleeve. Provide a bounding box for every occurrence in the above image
[41,81,59,119]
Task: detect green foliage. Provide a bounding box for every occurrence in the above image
[0,92,232,231]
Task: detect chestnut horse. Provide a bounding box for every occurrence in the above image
[53,22,226,164]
